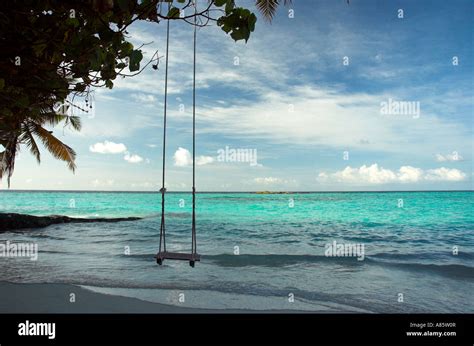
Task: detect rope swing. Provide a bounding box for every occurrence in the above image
[156,1,200,268]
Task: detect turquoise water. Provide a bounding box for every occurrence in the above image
[1,191,473,312]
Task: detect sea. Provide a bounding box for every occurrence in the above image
[0,190,473,312]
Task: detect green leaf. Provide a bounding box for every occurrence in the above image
[248,13,257,32]
[221,24,232,33]
[218,8,256,42]
[105,80,114,89]
[120,41,134,56]
[230,26,249,42]
[129,49,143,72]
[167,7,180,19]
[225,0,234,14]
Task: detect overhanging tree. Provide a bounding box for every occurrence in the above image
[0,0,289,185]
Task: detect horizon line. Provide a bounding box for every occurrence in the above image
[1,189,473,194]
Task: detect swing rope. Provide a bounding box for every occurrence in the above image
[158,2,170,255]
[158,0,199,264]
[191,1,197,256]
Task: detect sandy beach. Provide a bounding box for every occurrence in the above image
[0,281,220,313]
[0,281,308,314]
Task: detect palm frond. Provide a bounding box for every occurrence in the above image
[36,111,82,131]
[1,96,82,185]
[33,125,77,172]
[37,111,67,127]
[256,0,279,22]
[256,0,292,22]
[64,115,82,131]
[19,123,41,163]
[0,136,19,187]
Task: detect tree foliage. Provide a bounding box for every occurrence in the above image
[0,0,287,185]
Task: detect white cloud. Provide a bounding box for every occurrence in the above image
[124,153,143,163]
[131,93,157,104]
[425,167,466,181]
[331,164,397,184]
[397,166,424,183]
[435,152,463,162]
[197,85,470,158]
[254,177,283,185]
[318,164,466,184]
[89,141,127,154]
[173,147,214,166]
[174,147,192,167]
[89,141,143,164]
[196,156,214,166]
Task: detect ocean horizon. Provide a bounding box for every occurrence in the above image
[2,189,472,193]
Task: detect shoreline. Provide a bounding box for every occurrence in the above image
[0,281,311,314]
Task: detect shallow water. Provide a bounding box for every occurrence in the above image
[1,191,473,312]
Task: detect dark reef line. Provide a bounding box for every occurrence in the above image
[0,213,141,232]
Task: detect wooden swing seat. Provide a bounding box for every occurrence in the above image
[155,251,201,267]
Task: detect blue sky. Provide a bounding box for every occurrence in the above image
[5,0,473,191]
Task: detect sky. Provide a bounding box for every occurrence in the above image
[4,0,474,191]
